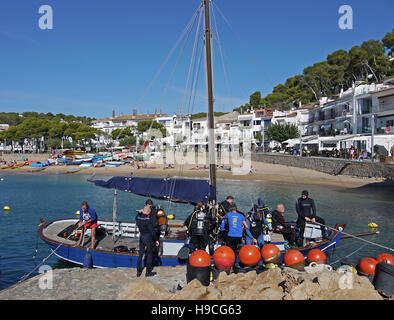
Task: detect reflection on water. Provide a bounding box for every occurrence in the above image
[0,174,393,290]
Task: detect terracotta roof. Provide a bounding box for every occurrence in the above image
[93,113,167,122]
[286,112,297,117]
[298,104,317,110]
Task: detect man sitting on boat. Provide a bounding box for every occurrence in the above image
[271,204,297,248]
[76,201,98,249]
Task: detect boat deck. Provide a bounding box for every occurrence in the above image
[42,219,188,252]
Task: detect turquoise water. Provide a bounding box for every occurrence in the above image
[0,173,393,290]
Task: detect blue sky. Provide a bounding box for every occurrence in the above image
[0,0,393,119]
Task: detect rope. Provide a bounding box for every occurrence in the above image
[135,3,202,109]
[314,221,394,252]
[17,224,83,284]
[331,243,369,266]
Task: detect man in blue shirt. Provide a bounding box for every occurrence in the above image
[221,204,248,255]
[76,201,98,249]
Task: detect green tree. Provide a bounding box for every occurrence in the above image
[266,123,299,143]
[249,91,261,108]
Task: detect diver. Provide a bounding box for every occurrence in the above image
[245,209,273,248]
[216,196,235,242]
[271,203,297,248]
[221,204,248,255]
[295,190,327,245]
[184,201,215,252]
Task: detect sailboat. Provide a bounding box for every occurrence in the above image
[38,0,370,268]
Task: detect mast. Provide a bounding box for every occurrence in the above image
[203,0,216,198]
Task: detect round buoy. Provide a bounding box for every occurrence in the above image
[307,249,327,265]
[261,244,281,265]
[3,206,10,211]
[189,250,211,267]
[213,246,235,270]
[1,178,4,181]
[238,244,261,267]
[167,214,175,220]
[359,257,378,275]
[284,249,306,271]
[376,253,394,265]
[75,210,80,216]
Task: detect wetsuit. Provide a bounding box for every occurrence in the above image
[245,214,272,247]
[221,211,245,255]
[271,210,296,245]
[184,209,214,251]
[295,197,326,240]
[136,212,156,274]
[217,200,232,241]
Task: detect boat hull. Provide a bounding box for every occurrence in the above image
[38,219,343,269]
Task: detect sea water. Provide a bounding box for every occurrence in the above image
[0,173,393,290]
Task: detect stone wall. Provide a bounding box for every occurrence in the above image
[252,153,394,179]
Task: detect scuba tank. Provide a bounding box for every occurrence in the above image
[263,212,272,243]
[194,208,206,236]
[156,206,168,237]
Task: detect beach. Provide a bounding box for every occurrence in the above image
[0,153,382,190]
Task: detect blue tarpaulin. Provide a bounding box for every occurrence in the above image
[93,176,216,205]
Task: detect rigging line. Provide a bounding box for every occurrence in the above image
[211,4,233,110]
[211,1,275,89]
[136,4,202,110]
[181,5,204,115]
[139,5,200,150]
[189,42,205,116]
[156,7,200,112]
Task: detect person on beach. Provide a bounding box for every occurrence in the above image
[76,201,98,249]
[135,205,159,277]
[221,204,248,255]
[295,190,327,245]
[271,204,297,248]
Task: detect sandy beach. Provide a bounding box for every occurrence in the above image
[0,153,383,189]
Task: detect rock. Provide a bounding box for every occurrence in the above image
[171,279,208,300]
[283,281,321,300]
[117,279,172,300]
[312,289,383,300]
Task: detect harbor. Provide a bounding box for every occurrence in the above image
[0,0,393,303]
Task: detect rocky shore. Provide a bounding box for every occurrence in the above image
[0,265,388,300]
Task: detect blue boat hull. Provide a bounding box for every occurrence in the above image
[40,226,343,269]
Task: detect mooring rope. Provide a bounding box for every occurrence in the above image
[331,243,369,266]
[314,221,394,252]
[17,224,83,284]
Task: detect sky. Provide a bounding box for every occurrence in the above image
[0,0,393,119]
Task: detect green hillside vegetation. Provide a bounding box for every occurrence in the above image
[235,29,394,112]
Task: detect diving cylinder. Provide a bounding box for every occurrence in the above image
[195,208,206,236]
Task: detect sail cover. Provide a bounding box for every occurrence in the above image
[93,176,216,205]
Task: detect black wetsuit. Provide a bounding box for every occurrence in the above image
[136,213,156,274]
[295,197,326,239]
[184,209,215,251]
